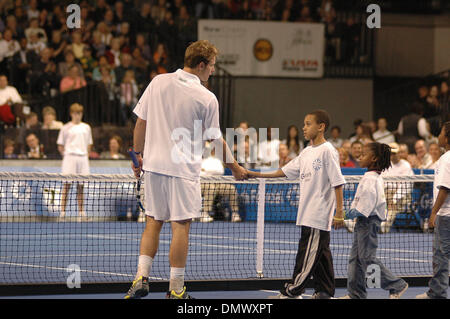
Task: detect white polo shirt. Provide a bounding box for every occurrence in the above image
[281,141,346,231]
[434,150,450,216]
[351,171,387,220]
[57,122,93,156]
[133,69,222,181]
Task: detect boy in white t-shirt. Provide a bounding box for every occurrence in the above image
[417,122,450,299]
[339,142,408,299]
[57,103,93,221]
[247,110,346,299]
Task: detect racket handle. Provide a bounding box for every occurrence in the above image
[128,148,140,168]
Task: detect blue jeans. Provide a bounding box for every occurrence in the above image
[347,216,407,299]
[428,215,450,299]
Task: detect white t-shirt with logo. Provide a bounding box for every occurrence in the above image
[281,141,346,231]
[133,69,222,181]
[56,122,93,156]
[434,150,450,216]
[351,171,387,220]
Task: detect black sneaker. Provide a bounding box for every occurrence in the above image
[311,292,332,299]
[124,276,149,299]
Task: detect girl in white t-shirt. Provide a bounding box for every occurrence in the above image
[340,142,408,299]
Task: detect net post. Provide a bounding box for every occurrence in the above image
[256,178,266,278]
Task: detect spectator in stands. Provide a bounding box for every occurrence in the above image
[100,135,126,159]
[350,122,374,145]
[428,142,443,170]
[29,47,60,97]
[381,142,414,233]
[348,141,362,168]
[341,139,352,157]
[24,132,46,159]
[12,37,38,92]
[79,46,97,81]
[200,146,242,223]
[26,0,39,20]
[424,84,441,136]
[338,147,355,168]
[60,64,87,93]
[0,28,20,73]
[278,143,292,168]
[134,33,152,62]
[131,47,150,83]
[96,22,113,47]
[16,111,41,154]
[329,125,343,148]
[153,42,169,74]
[0,74,23,106]
[237,137,256,170]
[373,117,395,144]
[417,85,429,106]
[70,31,86,61]
[119,69,139,124]
[25,18,48,45]
[5,15,23,40]
[412,139,433,169]
[91,30,106,59]
[282,124,303,158]
[26,31,46,55]
[99,65,117,101]
[41,105,63,130]
[397,101,433,153]
[398,143,410,161]
[348,118,363,140]
[115,53,135,84]
[3,138,17,159]
[58,50,84,78]
[258,126,280,167]
[235,120,258,164]
[48,30,67,64]
[105,37,122,68]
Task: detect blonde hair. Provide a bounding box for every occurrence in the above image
[69,103,84,113]
[42,106,56,117]
[184,40,218,68]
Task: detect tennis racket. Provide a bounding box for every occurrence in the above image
[128,149,146,222]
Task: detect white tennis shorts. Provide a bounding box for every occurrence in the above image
[61,154,90,174]
[144,171,202,221]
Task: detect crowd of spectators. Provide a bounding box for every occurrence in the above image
[0,0,364,120]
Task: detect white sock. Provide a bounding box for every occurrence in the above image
[135,255,153,280]
[169,267,185,293]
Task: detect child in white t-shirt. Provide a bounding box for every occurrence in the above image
[57,103,93,221]
[340,142,409,299]
[247,110,346,299]
[416,122,450,299]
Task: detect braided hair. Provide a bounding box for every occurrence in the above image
[367,142,392,172]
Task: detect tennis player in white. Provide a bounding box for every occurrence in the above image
[124,40,247,299]
[57,103,93,221]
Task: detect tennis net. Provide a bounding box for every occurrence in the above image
[0,172,436,291]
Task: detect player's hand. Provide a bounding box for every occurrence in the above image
[333,210,345,229]
[232,165,248,181]
[131,154,143,179]
[428,213,437,229]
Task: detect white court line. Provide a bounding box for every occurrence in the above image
[0,261,166,281]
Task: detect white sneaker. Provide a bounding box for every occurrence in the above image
[137,213,146,223]
[231,213,242,223]
[337,295,352,299]
[390,283,408,299]
[415,292,431,299]
[199,213,213,223]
